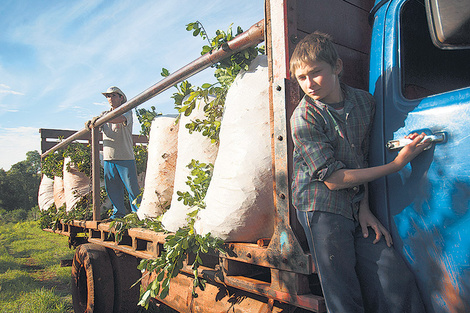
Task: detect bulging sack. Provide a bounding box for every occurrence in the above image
[53,176,66,209]
[63,157,92,212]
[162,98,219,232]
[195,55,274,242]
[38,174,55,211]
[137,116,179,220]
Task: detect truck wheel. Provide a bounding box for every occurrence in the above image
[108,249,141,313]
[71,243,115,313]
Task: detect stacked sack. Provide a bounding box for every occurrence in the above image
[63,157,92,212]
[194,55,274,242]
[137,115,179,219]
[161,97,219,231]
[38,175,55,211]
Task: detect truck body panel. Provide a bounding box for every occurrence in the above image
[369,0,470,312]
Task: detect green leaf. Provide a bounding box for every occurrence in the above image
[156,270,165,282]
[160,286,169,299]
[161,68,170,77]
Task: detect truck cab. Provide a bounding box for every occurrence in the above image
[368,0,470,312]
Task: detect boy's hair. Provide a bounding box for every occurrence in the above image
[290,31,340,77]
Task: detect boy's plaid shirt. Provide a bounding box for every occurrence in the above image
[290,84,375,220]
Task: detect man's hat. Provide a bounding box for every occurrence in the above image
[102,86,127,103]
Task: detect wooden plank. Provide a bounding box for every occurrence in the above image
[291,0,373,90]
[296,0,373,55]
[39,128,148,153]
[344,0,375,10]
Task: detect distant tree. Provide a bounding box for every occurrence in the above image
[0,151,41,212]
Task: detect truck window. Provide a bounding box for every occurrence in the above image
[400,0,470,100]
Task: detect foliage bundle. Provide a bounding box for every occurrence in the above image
[166,21,264,143]
[132,22,263,306]
[137,160,224,308]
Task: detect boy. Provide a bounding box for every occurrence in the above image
[289,32,427,312]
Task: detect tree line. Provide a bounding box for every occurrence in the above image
[0,151,41,222]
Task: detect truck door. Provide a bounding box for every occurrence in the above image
[368,0,470,312]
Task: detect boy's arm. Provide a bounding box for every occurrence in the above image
[358,184,393,247]
[324,133,430,190]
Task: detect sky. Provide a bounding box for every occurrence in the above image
[0,0,265,170]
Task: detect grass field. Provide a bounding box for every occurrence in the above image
[0,220,74,313]
[0,220,177,313]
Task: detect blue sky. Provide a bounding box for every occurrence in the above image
[0,0,264,170]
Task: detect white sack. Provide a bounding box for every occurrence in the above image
[63,157,92,212]
[137,116,179,219]
[38,175,55,211]
[162,98,219,231]
[53,176,66,209]
[195,55,274,242]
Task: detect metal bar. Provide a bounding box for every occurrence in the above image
[91,127,101,220]
[40,19,265,158]
[41,128,89,158]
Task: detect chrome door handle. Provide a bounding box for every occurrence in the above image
[386,131,447,150]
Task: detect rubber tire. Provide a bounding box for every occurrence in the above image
[108,250,141,313]
[71,243,115,313]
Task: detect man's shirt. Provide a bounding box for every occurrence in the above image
[102,110,135,161]
[290,84,375,220]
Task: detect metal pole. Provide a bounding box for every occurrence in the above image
[40,19,265,222]
[92,19,265,129]
[40,19,264,158]
[91,127,101,220]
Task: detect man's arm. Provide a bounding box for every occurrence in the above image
[107,115,126,124]
[324,133,430,190]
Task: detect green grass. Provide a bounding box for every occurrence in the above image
[0,219,178,313]
[0,220,74,313]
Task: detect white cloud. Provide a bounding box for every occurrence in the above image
[0,127,40,170]
[0,84,24,96]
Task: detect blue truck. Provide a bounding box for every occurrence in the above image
[42,0,469,312]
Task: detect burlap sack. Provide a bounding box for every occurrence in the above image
[38,174,55,211]
[63,157,91,212]
[194,55,274,242]
[53,176,66,209]
[162,98,219,232]
[137,116,179,219]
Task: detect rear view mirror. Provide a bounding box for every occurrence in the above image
[425,0,470,49]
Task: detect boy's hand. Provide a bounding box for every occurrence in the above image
[359,204,393,247]
[393,132,431,170]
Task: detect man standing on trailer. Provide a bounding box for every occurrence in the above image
[289,32,427,313]
[87,86,141,219]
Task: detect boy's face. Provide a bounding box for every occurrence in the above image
[294,59,343,104]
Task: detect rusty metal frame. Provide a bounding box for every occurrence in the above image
[46,216,325,311]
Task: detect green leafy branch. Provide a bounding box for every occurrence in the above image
[133,144,148,175]
[165,22,264,144]
[137,160,224,309]
[38,186,111,230]
[136,106,162,137]
[64,143,93,176]
[109,213,165,243]
[41,150,65,179]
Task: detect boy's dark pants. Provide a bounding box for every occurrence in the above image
[297,210,425,313]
